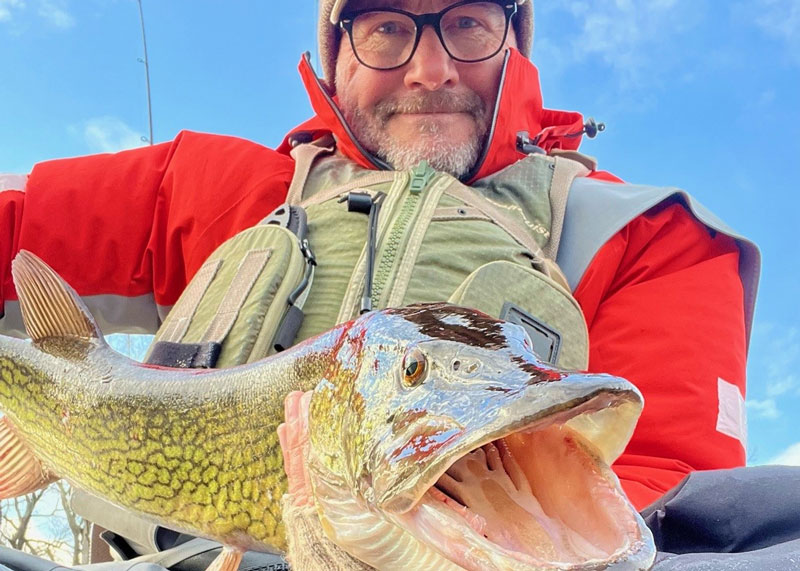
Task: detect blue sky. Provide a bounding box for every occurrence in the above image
[1,0,799,465]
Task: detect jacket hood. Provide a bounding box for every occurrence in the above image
[279,48,589,183]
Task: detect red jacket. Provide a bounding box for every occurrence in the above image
[0,50,749,510]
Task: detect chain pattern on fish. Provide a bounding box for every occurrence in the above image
[0,344,313,550]
[0,251,657,569]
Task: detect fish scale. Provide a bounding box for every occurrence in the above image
[0,251,656,570]
[0,335,324,551]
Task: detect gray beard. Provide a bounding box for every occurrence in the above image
[337,87,491,178]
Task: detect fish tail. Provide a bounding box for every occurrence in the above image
[0,415,57,499]
[0,249,103,498]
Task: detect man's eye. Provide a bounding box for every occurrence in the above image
[456,16,479,29]
[376,21,402,34]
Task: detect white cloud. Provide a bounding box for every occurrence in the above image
[757,89,777,107]
[0,0,75,29]
[0,0,24,23]
[37,0,73,29]
[734,0,800,64]
[536,0,703,88]
[82,117,147,153]
[768,442,800,466]
[764,326,798,397]
[755,0,800,44]
[747,324,799,416]
[746,398,781,419]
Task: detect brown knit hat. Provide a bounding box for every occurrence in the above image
[318,0,534,91]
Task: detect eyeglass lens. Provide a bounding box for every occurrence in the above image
[350,2,509,69]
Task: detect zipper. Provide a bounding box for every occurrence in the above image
[385,176,457,308]
[301,52,391,172]
[335,172,410,324]
[371,161,438,307]
[462,50,510,183]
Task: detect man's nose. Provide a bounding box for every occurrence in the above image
[403,26,459,91]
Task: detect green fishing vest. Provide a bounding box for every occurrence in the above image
[147,141,594,371]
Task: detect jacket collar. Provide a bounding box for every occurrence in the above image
[278,49,587,183]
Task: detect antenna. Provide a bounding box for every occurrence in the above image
[136,0,154,145]
[315,0,321,72]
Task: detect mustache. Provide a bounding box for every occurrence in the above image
[373,90,486,119]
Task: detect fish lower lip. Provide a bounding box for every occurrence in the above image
[430,425,640,566]
[396,397,652,569]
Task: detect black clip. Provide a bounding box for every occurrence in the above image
[583,117,606,139]
[264,205,308,241]
[516,131,546,155]
[341,191,385,314]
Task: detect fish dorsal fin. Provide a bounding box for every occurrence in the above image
[10,250,101,341]
[0,416,57,499]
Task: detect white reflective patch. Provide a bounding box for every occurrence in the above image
[0,174,28,192]
[717,377,747,449]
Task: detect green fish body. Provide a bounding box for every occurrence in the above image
[0,251,656,570]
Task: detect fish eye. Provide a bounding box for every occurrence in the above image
[402,348,427,387]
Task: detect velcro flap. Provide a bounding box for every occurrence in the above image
[146,341,222,369]
[448,261,589,370]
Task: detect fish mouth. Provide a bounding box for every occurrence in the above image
[394,393,655,570]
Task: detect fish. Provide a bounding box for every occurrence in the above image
[0,250,655,570]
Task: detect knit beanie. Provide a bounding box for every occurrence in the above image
[317,0,534,90]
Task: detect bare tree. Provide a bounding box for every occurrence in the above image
[0,481,90,565]
[56,482,91,565]
[0,488,46,552]
[0,335,148,565]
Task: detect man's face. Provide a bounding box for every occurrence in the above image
[335,0,517,177]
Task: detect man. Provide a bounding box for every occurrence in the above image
[2,1,793,570]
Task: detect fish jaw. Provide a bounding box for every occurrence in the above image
[391,402,656,570]
[369,349,642,515]
[310,371,654,570]
[305,305,655,569]
[371,366,654,569]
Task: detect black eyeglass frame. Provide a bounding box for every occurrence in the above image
[338,0,518,71]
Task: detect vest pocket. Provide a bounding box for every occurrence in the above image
[447,261,589,370]
[147,225,307,367]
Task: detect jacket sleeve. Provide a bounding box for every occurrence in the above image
[573,201,748,511]
[1,131,294,334]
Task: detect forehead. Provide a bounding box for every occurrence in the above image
[343,0,464,13]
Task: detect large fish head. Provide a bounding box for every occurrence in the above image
[307,303,655,570]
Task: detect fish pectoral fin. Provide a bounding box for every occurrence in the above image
[0,416,58,499]
[10,250,102,343]
[205,546,243,571]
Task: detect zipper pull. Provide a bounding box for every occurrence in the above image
[409,160,435,194]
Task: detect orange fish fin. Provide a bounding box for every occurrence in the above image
[10,250,101,342]
[0,416,57,499]
[205,546,243,571]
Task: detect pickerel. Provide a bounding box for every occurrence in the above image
[0,251,655,570]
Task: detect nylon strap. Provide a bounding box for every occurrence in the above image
[299,171,397,208]
[157,259,222,343]
[445,183,549,269]
[431,205,491,222]
[286,136,336,205]
[201,249,272,344]
[544,150,595,260]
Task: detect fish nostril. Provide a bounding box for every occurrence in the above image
[452,360,461,371]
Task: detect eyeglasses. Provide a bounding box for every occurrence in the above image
[339,1,518,71]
